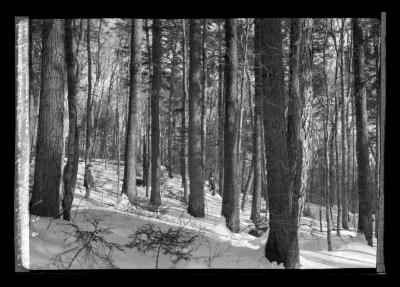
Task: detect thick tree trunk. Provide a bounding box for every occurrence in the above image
[221,18,240,233]
[376,12,385,273]
[122,19,142,203]
[30,19,65,218]
[188,19,205,217]
[150,19,162,207]
[62,19,80,221]
[261,18,291,266]
[353,18,373,246]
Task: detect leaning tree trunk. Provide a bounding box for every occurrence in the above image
[188,19,205,218]
[261,18,291,266]
[122,19,142,203]
[30,19,65,218]
[286,18,303,269]
[353,18,373,246]
[62,19,80,221]
[150,19,162,207]
[376,11,385,273]
[221,18,240,233]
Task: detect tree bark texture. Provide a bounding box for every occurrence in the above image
[30,19,65,218]
[221,18,240,233]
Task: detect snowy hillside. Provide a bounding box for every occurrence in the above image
[28,159,376,269]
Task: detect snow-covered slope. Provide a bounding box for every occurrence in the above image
[28,159,376,269]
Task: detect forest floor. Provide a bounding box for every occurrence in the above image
[28,158,377,269]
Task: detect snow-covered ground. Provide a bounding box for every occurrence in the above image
[28,159,376,269]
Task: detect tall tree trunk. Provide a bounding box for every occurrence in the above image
[201,19,208,190]
[144,19,152,196]
[286,18,303,269]
[150,19,162,207]
[168,30,179,178]
[352,18,373,246]
[332,21,342,236]
[217,22,225,196]
[180,19,189,203]
[373,24,381,239]
[237,19,250,191]
[299,18,314,226]
[62,19,80,221]
[261,18,291,266]
[341,19,349,230]
[221,18,240,232]
[376,12,385,273]
[122,19,142,203]
[30,19,65,218]
[85,19,93,169]
[323,19,333,251]
[188,19,205,217]
[250,19,263,227]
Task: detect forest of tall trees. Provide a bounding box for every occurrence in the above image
[18,16,386,270]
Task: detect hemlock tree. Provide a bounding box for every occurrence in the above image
[122,19,142,203]
[261,18,291,266]
[150,19,162,207]
[188,19,205,218]
[221,18,240,233]
[30,19,65,218]
[352,18,373,246]
[62,19,80,221]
